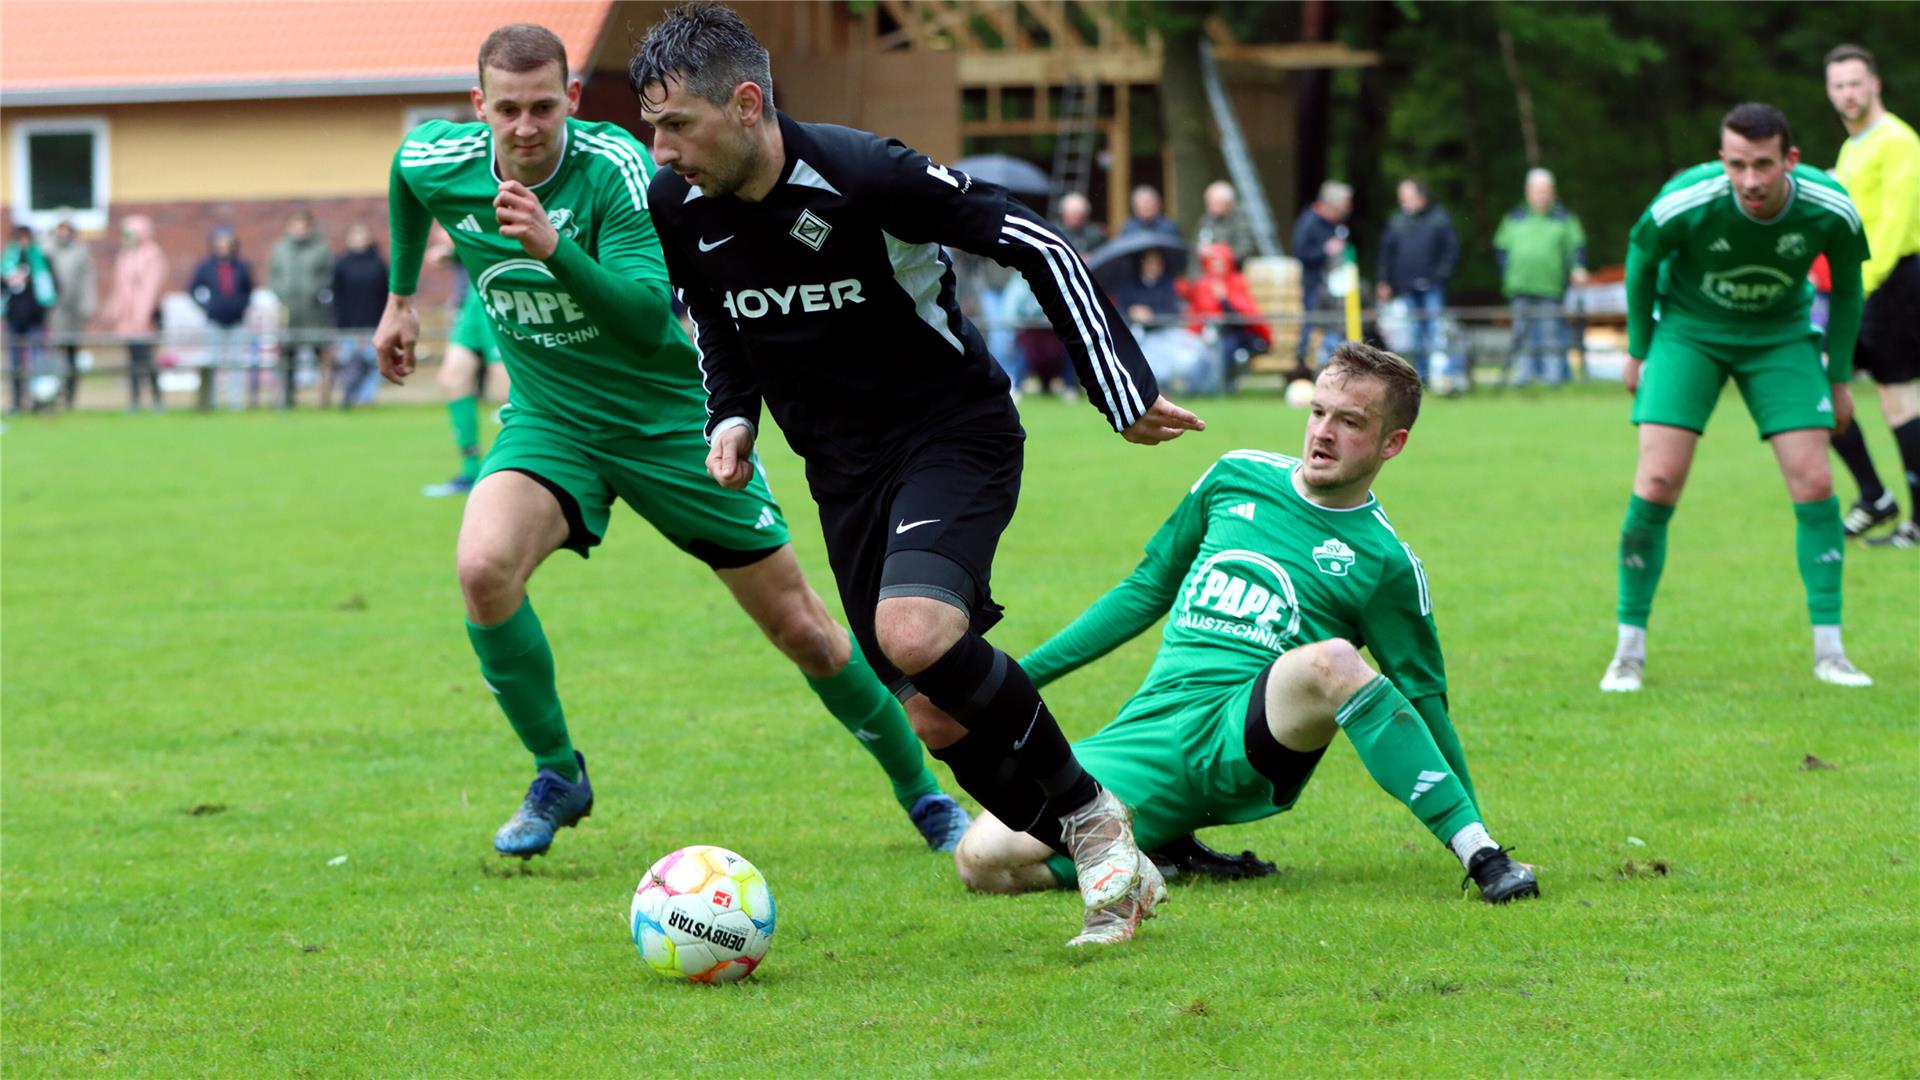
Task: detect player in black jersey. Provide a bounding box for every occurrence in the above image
[633,2,1205,943]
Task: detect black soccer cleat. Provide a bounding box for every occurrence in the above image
[1147,833,1279,881]
[1463,845,1540,904]
[1842,493,1899,538]
[1865,520,1920,549]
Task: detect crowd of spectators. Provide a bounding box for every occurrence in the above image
[957,169,1594,399]
[1,209,393,414]
[6,167,1601,413]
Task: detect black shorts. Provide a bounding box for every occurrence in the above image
[815,427,1025,693]
[1240,664,1328,808]
[1857,255,1919,386]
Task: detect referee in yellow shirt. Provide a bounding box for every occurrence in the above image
[1825,43,1920,548]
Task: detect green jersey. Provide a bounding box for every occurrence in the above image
[388,118,704,440]
[1022,449,1446,706]
[1626,162,1868,379]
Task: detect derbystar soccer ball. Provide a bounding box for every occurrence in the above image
[1284,377,1316,409]
[629,845,774,984]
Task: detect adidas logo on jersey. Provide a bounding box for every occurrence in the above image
[753,506,777,530]
[1817,398,1832,413]
[1228,502,1256,521]
[1709,237,1732,252]
[456,214,483,234]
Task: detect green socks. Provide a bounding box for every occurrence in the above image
[1616,494,1675,628]
[806,630,940,807]
[448,395,482,481]
[468,598,577,780]
[1793,496,1844,626]
[1337,676,1481,848]
[806,638,941,811]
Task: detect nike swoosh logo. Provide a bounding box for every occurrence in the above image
[1010,703,1042,750]
[895,518,940,534]
[698,235,734,252]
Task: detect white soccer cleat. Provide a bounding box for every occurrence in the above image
[1067,853,1167,947]
[1814,655,1873,687]
[1058,787,1142,912]
[1599,655,1644,692]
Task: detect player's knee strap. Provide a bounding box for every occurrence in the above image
[909,631,1007,725]
[878,549,975,620]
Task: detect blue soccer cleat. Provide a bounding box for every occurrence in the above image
[423,475,475,498]
[908,792,971,853]
[493,751,593,858]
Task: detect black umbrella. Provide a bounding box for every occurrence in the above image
[1085,231,1189,290]
[952,154,1052,196]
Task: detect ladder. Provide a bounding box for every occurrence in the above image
[1049,72,1101,206]
[1198,39,1281,257]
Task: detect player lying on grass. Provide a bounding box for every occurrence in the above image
[374,23,969,859]
[952,343,1539,944]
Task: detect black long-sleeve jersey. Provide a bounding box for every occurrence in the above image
[647,112,1159,492]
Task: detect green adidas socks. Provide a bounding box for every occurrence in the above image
[806,637,941,811]
[1793,496,1843,626]
[1337,676,1482,849]
[448,395,482,481]
[1617,493,1675,629]
[468,598,578,780]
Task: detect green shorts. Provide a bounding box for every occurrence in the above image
[1632,329,1834,439]
[450,290,502,363]
[479,408,791,567]
[1043,676,1318,884]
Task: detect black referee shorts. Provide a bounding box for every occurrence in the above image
[1857,254,1919,386]
[815,427,1024,694]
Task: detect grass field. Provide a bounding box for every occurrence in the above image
[3,386,1916,1076]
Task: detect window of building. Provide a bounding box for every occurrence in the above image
[9,117,111,231]
[404,103,476,132]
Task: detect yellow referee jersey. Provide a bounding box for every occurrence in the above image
[1834,111,1920,294]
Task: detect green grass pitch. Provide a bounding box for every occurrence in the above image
[2,387,1915,1075]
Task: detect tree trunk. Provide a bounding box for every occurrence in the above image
[1495,12,1541,167]
[1158,21,1217,235]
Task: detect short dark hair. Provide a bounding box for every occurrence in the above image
[1322,341,1423,432]
[1722,102,1794,155]
[478,24,569,87]
[1824,44,1876,75]
[629,2,773,113]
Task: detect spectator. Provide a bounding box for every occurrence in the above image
[1494,167,1589,386]
[1192,180,1259,270]
[1182,242,1271,392]
[44,216,97,410]
[1112,249,1184,326]
[1375,178,1460,384]
[104,214,168,412]
[950,249,1023,393]
[330,223,388,410]
[188,226,256,410]
[1001,274,1075,400]
[269,208,334,408]
[3,224,57,415]
[1115,249,1215,394]
[1054,191,1107,255]
[1291,180,1353,369]
[1120,185,1183,243]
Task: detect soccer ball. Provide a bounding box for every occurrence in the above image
[629,845,774,984]
[1284,377,1316,408]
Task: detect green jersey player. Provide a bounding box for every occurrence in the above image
[953,344,1538,944]
[373,24,968,858]
[1603,103,1874,692]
